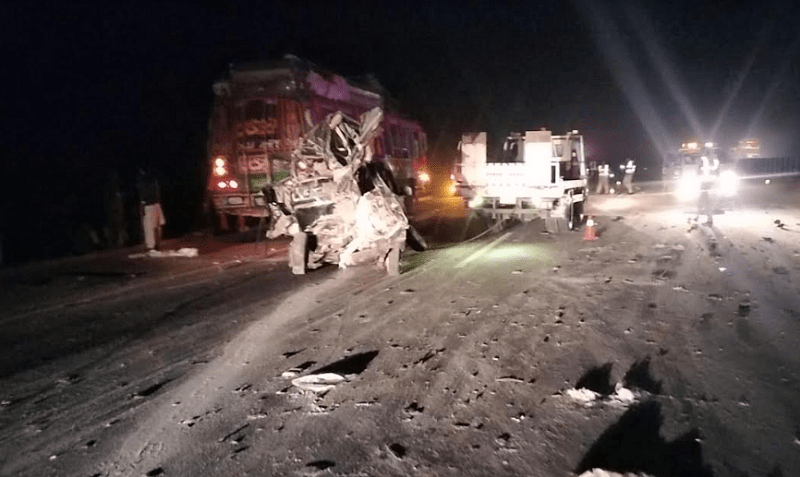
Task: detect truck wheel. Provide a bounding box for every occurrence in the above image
[568,202,584,231]
[213,210,231,235]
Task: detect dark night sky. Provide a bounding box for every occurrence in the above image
[2,0,799,260]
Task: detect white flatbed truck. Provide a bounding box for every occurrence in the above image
[454,129,588,233]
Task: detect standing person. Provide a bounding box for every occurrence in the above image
[587,159,598,192]
[136,169,165,251]
[596,162,610,194]
[622,158,636,194]
[697,154,719,226]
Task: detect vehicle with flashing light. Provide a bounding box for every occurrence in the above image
[664,141,739,202]
[454,129,587,233]
[206,55,429,232]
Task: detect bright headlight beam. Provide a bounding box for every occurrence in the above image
[578,0,673,160]
[624,2,706,142]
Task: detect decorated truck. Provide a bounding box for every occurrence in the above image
[206,55,429,232]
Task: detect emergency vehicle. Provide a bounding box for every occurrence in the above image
[665,142,739,201]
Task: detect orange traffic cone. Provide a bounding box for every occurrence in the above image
[584,216,597,241]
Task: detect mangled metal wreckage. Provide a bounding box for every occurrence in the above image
[265,107,425,275]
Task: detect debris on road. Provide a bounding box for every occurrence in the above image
[578,469,652,477]
[128,247,199,259]
[291,373,346,393]
[565,385,638,408]
[566,388,600,404]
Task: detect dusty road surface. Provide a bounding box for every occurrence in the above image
[2,182,800,477]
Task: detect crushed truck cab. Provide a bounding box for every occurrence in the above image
[456,130,587,233]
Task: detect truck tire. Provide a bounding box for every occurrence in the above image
[568,202,584,231]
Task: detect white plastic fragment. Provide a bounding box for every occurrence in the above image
[128,247,199,259]
[565,388,599,404]
[578,469,652,477]
[610,386,636,405]
[291,373,346,393]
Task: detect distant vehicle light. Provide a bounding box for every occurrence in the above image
[419,172,430,183]
[214,157,226,167]
[687,142,698,149]
[765,179,770,185]
[705,142,714,148]
[228,179,238,188]
[214,166,227,176]
[217,181,227,189]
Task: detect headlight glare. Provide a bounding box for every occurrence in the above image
[719,171,738,197]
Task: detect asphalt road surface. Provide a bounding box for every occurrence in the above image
[1,181,799,477]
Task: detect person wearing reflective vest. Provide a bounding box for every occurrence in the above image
[596,162,610,194]
[622,159,636,194]
[697,155,720,225]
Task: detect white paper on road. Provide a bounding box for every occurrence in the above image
[128,247,199,258]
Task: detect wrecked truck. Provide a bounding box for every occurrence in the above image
[265,107,426,275]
